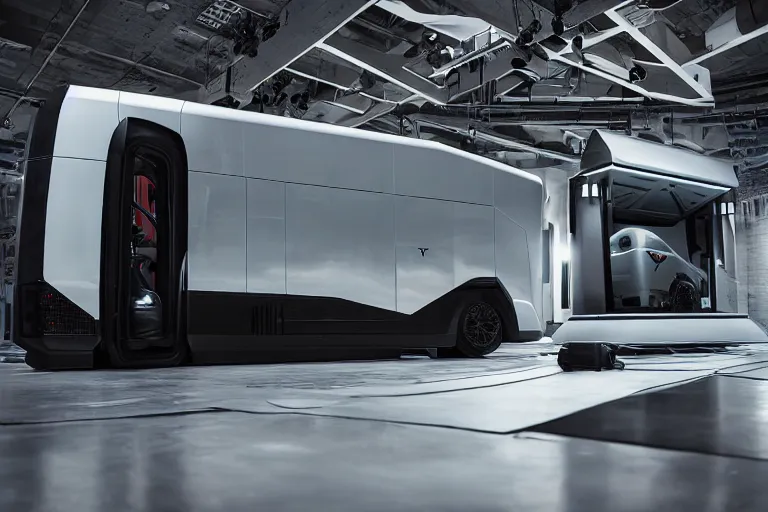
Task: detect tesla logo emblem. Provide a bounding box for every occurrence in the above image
[418,248,429,257]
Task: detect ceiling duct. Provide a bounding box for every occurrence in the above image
[623,6,656,30]
[400,111,633,169]
[561,0,629,30]
[736,0,768,34]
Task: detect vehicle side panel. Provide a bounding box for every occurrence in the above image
[451,202,496,289]
[493,168,545,335]
[42,157,107,319]
[118,91,183,133]
[246,178,287,295]
[52,87,119,161]
[395,195,456,314]
[180,101,395,193]
[29,87,544,353]
[285,183,396,311]
[494,211,535,330]
[392,142,494,204]
[179,97,543,334]
[187,171,247,293]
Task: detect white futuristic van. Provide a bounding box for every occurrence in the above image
[609,227,708,312]
[555,130,768,347]
[12,85,544,370]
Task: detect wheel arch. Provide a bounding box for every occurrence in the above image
[450,278,520,343]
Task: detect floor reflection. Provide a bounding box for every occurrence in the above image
[2,412,768,512]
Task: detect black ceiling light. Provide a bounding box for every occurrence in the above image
[261,75,289,106]
[212,95,240,109]
[517,19,542,46]
[426,48,444,68]
[629,65,647,83]
[552,17,564,36]
[261,20,280,42]
[405,29,442,59]
[220,9,263,58]
[272,75,289,93]
[511,57,528,69]
[531,43,549,61]
[290,90,310,111]
[552,0,571,36]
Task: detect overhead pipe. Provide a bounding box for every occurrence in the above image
[2,0,93,126]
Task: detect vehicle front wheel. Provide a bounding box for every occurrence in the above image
[454,301,503,357]
[669,277,701,313]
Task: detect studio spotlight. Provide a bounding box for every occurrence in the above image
[552,17,564,36]
[511,57,528,69]
[572,35,583,51]
[629,65,647,83]
[517,19,542,46]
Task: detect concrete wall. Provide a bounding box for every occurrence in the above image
[735,166,768,331]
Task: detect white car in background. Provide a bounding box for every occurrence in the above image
[609,227,708,312]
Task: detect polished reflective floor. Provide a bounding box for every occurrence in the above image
[535,373,768,460]
[3,342,768,511]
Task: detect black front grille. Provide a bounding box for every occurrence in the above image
[38,284,96,336]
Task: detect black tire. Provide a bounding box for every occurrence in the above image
[454,301,503,357]
[24,351,43,370]
[669,276,701,313]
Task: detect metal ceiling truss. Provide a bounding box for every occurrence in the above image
[243,1,721,113]
[217,0,768,170]
[3,0,768,172]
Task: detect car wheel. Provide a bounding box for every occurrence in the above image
[454,301,503,357]
[669,277,700,313]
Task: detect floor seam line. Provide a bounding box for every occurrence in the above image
[0,408,229,427]
[527,430,768,464]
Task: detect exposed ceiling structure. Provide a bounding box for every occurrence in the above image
[1,0,768,174]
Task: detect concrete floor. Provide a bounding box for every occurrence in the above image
[0,340,24,363]
[3,341,768,511]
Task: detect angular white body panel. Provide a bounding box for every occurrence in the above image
[41,86,545,337]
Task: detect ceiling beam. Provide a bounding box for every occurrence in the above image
[317,42,448,105]
[603,9,713,102]
[543,47,714,107]
[686,24,768,67]
[199,0,376,104]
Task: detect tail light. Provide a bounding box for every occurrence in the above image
[647,251,667,265]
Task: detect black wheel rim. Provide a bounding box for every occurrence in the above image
[462,302,501,348]
[671,281,698,313]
